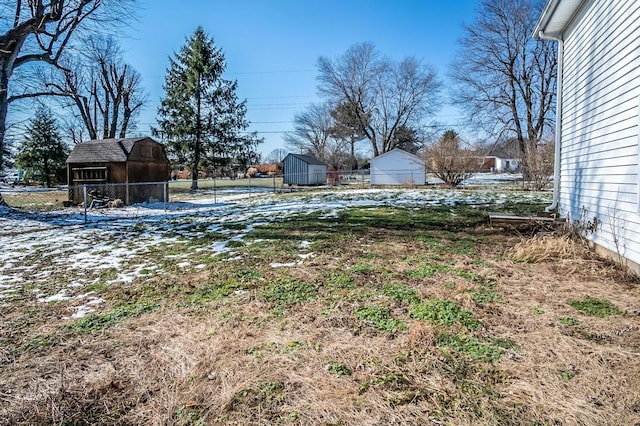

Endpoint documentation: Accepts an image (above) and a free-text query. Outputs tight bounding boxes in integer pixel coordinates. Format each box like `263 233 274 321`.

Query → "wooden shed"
283 154 327 185
66 137 170 205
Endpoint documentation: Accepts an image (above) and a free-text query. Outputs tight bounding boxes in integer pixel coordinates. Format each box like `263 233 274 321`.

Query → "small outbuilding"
370 148 425 186
66 137 170 205
283 154 327 185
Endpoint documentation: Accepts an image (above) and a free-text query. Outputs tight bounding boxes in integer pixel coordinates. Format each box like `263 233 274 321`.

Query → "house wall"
370 150 425 185
560 0 640 269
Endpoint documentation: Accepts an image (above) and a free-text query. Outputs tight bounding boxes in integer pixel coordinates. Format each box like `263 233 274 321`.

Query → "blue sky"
122 0 481 157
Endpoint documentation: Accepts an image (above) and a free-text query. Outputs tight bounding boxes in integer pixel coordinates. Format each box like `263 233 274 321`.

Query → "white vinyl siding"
560 0 640 265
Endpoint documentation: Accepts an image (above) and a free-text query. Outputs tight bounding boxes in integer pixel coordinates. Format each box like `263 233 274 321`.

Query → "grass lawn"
1 189 639 425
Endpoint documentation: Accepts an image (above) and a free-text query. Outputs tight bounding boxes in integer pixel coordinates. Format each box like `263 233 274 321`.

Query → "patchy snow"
270 261 300 268
299 240 311 249
0 188 550 319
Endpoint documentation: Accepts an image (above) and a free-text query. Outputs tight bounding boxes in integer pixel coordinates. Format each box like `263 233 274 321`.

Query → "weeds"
262 277 317 307
558 316 580 326
327 362 352 376
355 305 408 334
381 283 420 304
436 333 505 362
68 302 158 333
568 296 622 318
409 299 482 330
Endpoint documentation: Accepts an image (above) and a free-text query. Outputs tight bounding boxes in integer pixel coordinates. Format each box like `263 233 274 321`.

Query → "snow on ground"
0 188 550 317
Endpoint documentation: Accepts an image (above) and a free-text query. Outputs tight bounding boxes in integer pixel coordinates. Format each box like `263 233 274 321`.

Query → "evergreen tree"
155 27 262 189
16 108 68 188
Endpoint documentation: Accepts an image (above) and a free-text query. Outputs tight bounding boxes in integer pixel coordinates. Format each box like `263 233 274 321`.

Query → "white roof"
370 148 422 163
534 0 587 38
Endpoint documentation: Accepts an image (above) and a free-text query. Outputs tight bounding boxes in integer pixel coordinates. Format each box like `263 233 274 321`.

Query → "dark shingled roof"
66 137 150 163
287 153 326 165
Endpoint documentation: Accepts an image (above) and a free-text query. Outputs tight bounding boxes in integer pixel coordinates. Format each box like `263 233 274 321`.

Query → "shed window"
72 167 108 183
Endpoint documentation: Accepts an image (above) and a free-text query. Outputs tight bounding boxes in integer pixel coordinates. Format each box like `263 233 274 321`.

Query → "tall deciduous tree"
155 27 261 190
264 148 287 164
317 42 441 157
0 0 136 172
284 103 350 170
450 0 556 179
47 36 147 140
16 107 67 187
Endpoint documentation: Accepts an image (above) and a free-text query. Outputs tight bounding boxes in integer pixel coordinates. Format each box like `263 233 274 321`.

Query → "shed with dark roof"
66 137 170 205
282 153 327 185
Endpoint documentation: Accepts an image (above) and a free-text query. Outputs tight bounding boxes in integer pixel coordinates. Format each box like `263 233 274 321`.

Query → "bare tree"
424 130 482 187
46 36 147 140
264 148 287 164
450 0 556 179
284 103 349 170
0 0 136 174
317 42 441 157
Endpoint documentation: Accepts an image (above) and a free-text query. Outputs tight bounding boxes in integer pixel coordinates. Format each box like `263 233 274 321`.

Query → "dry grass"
2 206 640 425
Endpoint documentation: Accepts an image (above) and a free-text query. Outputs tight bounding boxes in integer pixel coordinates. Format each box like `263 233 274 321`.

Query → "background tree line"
285 0 556 187
0 1 260 191
1 0 556 191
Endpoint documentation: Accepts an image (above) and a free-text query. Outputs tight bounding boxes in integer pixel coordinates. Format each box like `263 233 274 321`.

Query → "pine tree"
156 27 261 190
16 107 68 188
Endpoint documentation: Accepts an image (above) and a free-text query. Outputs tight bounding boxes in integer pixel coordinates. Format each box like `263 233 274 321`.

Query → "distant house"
247 163 283 177
66 137 170 205
283 154 327 185
370 148 425 186
479 156 519 173
535 0 640 273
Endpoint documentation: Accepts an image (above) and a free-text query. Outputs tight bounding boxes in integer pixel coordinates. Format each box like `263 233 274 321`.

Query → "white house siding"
560 0 640 267
370 149 425 186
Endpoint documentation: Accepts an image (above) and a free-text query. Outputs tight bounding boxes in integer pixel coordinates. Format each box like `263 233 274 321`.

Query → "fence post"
273 174 276 194
83 185 87 224
214 176 217 204
360 168 364 189
249 176 252 199
164 181 168 212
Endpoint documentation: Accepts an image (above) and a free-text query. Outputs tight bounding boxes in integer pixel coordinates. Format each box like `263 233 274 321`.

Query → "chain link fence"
0 169 526 215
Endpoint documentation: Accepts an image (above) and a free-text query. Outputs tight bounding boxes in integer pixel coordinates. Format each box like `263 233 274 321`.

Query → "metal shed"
66 137 170 205
283 153 327 185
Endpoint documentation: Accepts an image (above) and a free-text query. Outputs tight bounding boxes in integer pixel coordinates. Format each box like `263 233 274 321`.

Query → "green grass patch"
355 305 408 333
327 362 352 376
467 287 501 305
568 296 622 318
68 302 158 333
382 283 420 304
436 333 505 362
406 262 447 279
262 277 317 307
325 272 355 289
558 316 580 326
560 369 575 381
350 261 374 273
409 299 482 330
